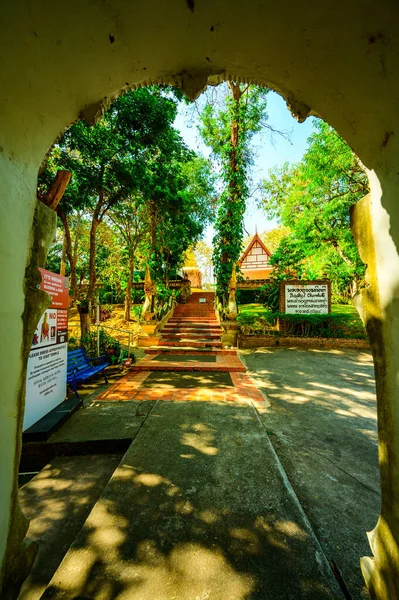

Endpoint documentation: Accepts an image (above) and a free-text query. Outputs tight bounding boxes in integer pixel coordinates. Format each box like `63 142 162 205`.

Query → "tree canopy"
40 86 216 330
261 120 368 299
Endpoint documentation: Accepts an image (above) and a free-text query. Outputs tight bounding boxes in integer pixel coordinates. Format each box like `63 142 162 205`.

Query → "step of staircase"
144 347 237 355
162 332 222 340
131 363 245 373
163 324 222 331
168 318 219 324
158 292 223 350
162 339 223 348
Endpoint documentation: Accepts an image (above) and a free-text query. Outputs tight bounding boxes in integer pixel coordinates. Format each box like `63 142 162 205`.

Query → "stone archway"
1 2 399 598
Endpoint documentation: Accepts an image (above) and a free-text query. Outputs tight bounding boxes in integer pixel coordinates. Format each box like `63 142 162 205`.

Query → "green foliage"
131 305 142 320
80 328 123 364
102 291 114 304
45 240 63 274
41 88 215 314
258 281 280 312
198 83 269 302
262 120 369 300
155 282 178 302
67 336 79 351
277 313 366 339
236 288 262 305
237 302 366 338
146 154 217 282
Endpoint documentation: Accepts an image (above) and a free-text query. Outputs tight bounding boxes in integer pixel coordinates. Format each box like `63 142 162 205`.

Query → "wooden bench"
67 348 110 399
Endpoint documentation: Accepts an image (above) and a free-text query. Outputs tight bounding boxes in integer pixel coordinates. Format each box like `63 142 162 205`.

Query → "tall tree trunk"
79 312 90 338
60 233 67 276
217 81 243 301
149 201 157 279
124 255 135 321
80 211 100 336
80 200 102 337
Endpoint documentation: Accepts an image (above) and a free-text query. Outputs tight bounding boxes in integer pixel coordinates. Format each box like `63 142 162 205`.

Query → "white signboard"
285 283 329 315
23 269 69 431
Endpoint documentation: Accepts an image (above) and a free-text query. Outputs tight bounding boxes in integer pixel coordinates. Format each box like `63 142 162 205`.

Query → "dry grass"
68 305 143 345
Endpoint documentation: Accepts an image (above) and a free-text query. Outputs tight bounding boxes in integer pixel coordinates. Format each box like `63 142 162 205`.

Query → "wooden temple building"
238 232 273 285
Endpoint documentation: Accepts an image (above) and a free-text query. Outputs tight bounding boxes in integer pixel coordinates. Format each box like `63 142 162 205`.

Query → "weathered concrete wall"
351 186 399 599
0 1 399 597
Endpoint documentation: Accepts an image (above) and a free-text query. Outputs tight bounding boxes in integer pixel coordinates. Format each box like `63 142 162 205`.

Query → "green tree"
143 154 216 284
261 120 368 300
198 83 270 303
107 197 149 320
40 87 193 334
261 226 291 254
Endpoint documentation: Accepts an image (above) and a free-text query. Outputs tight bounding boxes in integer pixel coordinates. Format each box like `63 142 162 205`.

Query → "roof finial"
255 224 258 235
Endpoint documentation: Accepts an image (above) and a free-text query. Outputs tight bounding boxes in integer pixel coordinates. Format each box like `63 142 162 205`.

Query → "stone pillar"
221 320 240 347
226 263 238 321
141 264 155 321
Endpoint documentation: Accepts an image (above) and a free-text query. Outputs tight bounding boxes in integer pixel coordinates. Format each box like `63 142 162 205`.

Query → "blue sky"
174 89 316 244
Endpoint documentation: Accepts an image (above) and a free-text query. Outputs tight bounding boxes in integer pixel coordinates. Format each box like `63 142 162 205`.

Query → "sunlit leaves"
261 120 368 298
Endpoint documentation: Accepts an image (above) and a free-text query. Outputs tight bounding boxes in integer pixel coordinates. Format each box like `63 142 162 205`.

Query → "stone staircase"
130 291 245 373
159 291 223 348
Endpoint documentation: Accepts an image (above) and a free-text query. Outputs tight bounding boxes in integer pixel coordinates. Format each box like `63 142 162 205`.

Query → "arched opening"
13 81 384 593
1 4 398 599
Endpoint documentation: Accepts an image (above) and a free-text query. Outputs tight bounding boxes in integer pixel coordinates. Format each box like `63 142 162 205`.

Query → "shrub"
131 288 144 303
237 309 366 338
102 291 114 304
274 312 366 339
68 336 79 351
258 281 280 312
131 305 142 320
236 288 262 305
80 328 123 364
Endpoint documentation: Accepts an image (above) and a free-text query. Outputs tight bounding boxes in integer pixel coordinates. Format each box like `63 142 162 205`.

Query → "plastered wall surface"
0 1 399 597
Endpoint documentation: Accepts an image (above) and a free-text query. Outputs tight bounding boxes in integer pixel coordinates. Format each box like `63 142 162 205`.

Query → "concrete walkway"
41 399 342 600
20 295 377 600
241 347 380 600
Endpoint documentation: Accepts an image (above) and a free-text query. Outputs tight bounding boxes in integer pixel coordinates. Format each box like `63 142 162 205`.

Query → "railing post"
128 333 131 358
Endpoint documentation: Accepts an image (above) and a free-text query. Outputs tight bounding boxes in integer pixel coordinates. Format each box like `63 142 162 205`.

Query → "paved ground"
41 400 342 600
96 369 265 403
18 454 123 600
19 346 380 600
241 347 380 600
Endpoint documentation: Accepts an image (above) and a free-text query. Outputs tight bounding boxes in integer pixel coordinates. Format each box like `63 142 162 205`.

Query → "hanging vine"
199 82 270 303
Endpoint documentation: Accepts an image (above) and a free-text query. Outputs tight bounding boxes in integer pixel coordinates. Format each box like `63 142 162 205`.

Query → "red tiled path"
130 352 246 373
95 292 264 405
96 371 264 404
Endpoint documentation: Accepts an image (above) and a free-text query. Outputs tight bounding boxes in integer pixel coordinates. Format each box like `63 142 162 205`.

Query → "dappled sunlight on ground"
39 401 338 600
241 347 380 600
18 455 122 600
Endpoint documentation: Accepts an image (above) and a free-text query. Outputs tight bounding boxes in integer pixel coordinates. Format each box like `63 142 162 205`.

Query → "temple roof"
239 232 272 264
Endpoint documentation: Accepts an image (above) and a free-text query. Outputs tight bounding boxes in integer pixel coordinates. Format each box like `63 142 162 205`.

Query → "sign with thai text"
281 280 330 315
23 269 69 431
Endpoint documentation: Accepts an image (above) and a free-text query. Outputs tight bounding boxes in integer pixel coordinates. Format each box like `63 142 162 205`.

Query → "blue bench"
67 348 109 399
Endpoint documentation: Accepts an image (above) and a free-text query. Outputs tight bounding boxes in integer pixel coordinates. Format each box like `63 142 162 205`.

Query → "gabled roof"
238 232 272 264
